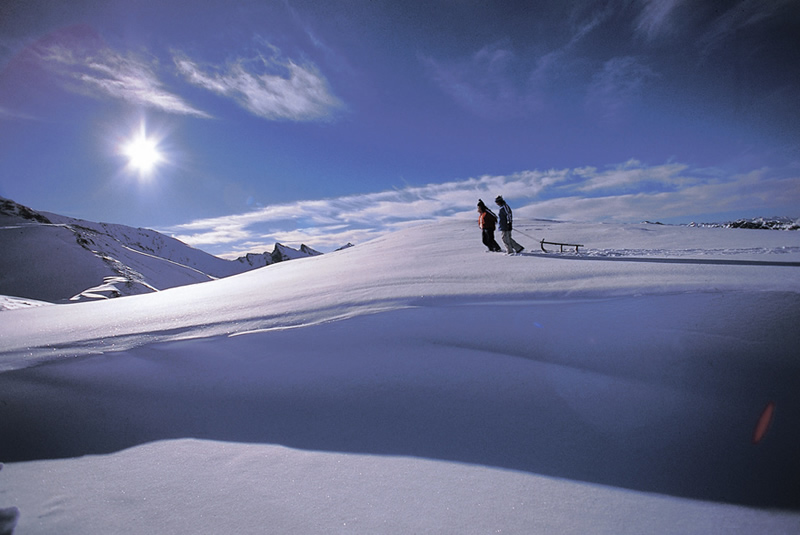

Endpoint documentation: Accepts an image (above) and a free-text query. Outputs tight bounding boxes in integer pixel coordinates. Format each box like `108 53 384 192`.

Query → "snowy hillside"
0 198 321 303
1 218 799 534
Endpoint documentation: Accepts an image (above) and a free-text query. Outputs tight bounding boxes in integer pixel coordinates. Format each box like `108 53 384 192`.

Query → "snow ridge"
0 197 323 303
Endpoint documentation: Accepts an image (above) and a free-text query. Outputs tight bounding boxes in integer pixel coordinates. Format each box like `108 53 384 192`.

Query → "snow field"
1 219 800 533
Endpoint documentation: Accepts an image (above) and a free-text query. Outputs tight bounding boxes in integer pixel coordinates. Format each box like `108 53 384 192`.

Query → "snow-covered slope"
1 218 799 534
0 198 321 303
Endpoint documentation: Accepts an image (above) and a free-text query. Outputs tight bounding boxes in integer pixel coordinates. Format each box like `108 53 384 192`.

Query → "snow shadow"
1 292 799 510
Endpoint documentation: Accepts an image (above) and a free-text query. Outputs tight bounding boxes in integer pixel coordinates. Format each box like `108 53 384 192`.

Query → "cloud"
174 50 344 122
634 0 686 40
521 167 800 223
75 50 210 117
423 7 614 119
30 28 209 117
164 161 798 257
585 56 657 122
166 170 558 254
697 0 795 56
423 41 541 119
0 106 38 121
574 160 690 192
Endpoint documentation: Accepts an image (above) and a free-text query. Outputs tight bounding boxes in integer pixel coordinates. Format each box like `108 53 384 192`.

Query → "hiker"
495 195 524 254
477 199 502 252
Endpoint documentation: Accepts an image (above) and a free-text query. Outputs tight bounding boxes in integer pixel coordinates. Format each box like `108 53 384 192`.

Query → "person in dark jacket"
477 199 502 252
495 195 524 254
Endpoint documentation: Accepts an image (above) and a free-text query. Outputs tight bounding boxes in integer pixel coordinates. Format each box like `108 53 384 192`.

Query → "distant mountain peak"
300 244 323 256
688 217 799 231
0 198 323 304
235 242 322 268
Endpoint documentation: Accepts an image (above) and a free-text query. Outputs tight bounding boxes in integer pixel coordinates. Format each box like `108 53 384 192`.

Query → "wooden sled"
540 239 583 253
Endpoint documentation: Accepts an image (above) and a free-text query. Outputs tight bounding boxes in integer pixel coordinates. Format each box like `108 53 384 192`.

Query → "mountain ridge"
0 197 324 303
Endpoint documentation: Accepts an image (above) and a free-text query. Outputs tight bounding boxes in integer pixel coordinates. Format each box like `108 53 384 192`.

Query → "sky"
1 0 799 256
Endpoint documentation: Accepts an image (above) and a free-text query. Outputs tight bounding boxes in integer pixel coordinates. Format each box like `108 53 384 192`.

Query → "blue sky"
1 0 798 255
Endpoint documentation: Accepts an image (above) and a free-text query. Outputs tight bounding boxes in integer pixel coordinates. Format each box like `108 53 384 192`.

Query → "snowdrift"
1 218 799 534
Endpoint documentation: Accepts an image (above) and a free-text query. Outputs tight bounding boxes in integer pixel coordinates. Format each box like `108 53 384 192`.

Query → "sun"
124 136 162 173
121 124 164 176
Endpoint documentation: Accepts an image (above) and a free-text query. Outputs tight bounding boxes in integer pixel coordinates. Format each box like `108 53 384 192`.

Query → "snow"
0 197 320 303
0 296 51 312
1 218 800 534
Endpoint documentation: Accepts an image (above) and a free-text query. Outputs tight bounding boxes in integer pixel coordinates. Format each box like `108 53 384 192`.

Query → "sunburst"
121 123 164 177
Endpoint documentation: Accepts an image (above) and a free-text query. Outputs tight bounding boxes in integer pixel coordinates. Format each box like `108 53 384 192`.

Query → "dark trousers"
482 229 501 251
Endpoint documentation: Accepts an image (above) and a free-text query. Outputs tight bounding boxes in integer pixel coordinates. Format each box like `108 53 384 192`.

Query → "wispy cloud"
0 106 38 122
164 161 799 257
166 170 558 255
174 49 344 121
32 35 209 117
573 160 690 192
634 0 686 40
423 7 622 120
585 56 657 122
697 0 795 56
520 167 800 224
422 41 541 119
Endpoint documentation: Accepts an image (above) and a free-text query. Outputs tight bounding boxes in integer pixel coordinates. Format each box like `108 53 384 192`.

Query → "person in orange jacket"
477 199 502 252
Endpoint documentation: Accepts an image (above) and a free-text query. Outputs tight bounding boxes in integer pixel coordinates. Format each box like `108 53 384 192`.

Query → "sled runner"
540 239 583 253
